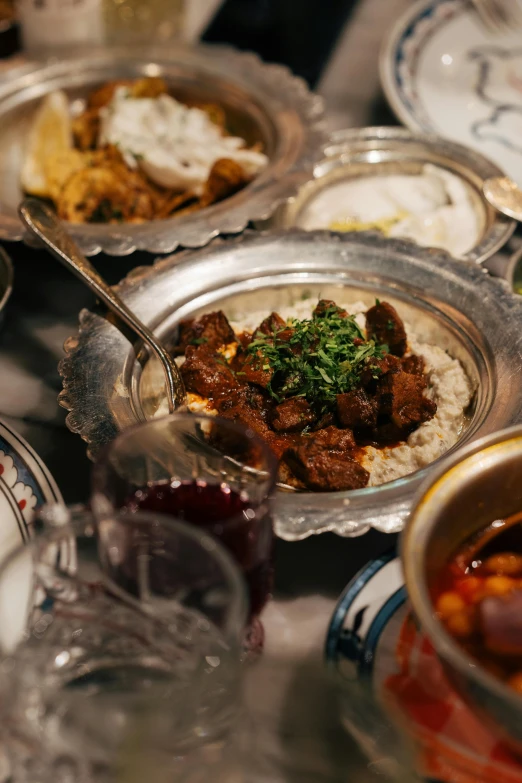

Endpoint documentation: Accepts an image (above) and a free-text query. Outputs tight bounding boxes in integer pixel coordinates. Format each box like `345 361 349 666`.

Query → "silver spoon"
19 198 186 413
483 176 522 222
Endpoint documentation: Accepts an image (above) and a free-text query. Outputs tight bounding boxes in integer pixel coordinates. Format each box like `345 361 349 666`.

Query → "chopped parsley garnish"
245 303 389 413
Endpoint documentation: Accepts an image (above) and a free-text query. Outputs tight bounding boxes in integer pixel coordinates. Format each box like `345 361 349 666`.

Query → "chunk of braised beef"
217 388 297 460
360 353 401 388
313 412 335 430
217 385 271 420
218 387 273 436
376 371 437 432
305 425 356 453
177 311 236 353
236 332 253 350
337 389 377 430
180 346 239 399
284 447 369 491
365 301 407 357
236 350 274 389
256 312 286 336
313 299 348 318
271 398 316 432
401 354 425 376
210 387 274 464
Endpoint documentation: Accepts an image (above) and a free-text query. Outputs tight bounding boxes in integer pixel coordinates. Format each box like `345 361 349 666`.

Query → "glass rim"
0 506 249 646
92 410 280 495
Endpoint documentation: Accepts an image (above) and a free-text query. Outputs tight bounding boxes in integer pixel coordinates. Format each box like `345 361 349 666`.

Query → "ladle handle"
19 199 185 413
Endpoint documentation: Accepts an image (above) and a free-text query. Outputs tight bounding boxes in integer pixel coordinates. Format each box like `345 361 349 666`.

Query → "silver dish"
59 229 522 540
262 127 516 264
403 425 522 752
0 46 326 257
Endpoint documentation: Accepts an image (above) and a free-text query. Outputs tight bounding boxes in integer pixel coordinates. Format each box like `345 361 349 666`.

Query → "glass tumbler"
102 0 185 45
92 412 278 650
0 507 247 783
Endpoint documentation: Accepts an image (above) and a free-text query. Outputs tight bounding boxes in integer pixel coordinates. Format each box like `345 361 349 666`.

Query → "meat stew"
174 299 437 492
433 512 522 694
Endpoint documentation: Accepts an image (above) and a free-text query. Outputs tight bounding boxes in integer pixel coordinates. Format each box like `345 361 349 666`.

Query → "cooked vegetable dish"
173 298 445 492
433 512 522 694
21 77 268 224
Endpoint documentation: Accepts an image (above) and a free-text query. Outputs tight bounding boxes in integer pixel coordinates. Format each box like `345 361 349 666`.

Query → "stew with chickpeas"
432 511 522 694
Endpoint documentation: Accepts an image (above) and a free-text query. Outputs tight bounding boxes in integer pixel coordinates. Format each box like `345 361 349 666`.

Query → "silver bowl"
0 45 326 256
262 127 515 265
58 229 522 540
402 426 522 753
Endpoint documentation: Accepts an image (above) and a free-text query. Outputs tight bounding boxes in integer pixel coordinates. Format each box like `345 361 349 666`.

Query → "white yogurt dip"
297 164 481 258
99 88 268 193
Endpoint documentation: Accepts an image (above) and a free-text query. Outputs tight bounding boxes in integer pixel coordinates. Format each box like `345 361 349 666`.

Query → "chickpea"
508 672 522 695
445 610 476 639
436 591 466 619
483 553 522 576
483 575 516 597
455 576 484 604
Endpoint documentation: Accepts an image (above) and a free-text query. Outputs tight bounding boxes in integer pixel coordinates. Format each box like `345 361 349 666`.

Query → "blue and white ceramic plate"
325 553 441 781
325 549 406 681
0 418 62 557
380 0 522 186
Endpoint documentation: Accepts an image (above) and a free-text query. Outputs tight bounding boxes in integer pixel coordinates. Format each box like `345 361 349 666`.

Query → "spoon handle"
19 199 185 413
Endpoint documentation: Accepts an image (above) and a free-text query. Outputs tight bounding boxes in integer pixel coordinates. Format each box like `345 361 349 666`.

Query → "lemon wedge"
43 149 92 202
21 90 72 198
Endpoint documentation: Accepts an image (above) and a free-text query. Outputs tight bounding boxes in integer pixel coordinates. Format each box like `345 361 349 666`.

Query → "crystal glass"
92 413 278 650
0 507 247 783
102 0 185 45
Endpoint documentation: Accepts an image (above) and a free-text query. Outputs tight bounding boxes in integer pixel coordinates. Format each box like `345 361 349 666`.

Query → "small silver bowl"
0 246 13 326
263 127 515 265
403 425 522 752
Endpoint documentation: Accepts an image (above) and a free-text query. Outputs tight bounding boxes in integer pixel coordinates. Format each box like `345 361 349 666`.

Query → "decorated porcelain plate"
0 418 62 556
326 552 522 782
380 0 522 187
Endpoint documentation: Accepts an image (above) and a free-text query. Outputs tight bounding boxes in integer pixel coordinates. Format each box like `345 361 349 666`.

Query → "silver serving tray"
262 127 515 264
59 230 522 540
0 46 326 256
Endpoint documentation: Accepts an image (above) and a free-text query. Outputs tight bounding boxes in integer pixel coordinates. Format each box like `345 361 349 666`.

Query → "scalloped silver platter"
0 45 326 257
59 229 522 540
262 127 516 265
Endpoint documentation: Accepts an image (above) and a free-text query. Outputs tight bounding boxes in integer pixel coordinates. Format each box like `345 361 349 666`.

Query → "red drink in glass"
125 480 273 618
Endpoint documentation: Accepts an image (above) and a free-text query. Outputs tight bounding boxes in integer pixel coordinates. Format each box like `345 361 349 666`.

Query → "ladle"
19 199 186 413
483 176 522 222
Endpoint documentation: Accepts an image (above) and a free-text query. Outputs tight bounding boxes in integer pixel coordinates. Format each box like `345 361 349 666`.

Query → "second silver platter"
59 230 522 540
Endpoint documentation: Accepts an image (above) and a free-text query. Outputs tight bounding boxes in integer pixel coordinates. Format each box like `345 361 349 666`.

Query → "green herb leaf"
318 367 333 384
243 301 389 414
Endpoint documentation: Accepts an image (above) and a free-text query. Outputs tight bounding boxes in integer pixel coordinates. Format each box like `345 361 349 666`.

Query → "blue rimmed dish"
380 0 522 188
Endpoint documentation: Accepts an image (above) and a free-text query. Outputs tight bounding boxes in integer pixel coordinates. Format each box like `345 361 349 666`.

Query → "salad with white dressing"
100 88 268 194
